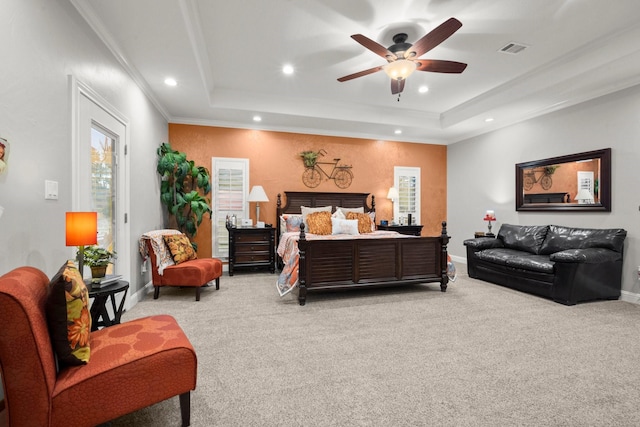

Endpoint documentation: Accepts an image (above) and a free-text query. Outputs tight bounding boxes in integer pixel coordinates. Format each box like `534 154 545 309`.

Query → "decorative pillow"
306 211 332 235
46 260 92 367
281 214 304 232
336 206 365 215
331 209 346 219
163 234 198 264
331 217 360 235
301 205 332 230
347 212 374 234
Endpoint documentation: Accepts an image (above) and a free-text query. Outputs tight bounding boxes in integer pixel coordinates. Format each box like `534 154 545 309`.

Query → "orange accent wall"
168 124 447 258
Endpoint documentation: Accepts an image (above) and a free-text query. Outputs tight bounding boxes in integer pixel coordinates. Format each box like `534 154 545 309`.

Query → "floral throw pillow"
306 211 332 235
282 214 304 232
45 260 92 367
163 234 198 264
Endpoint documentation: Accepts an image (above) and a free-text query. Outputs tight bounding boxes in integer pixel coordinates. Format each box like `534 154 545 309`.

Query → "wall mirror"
515 148 611 212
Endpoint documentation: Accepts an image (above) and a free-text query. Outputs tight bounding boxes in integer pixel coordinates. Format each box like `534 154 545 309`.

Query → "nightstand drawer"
236 243 269 253
236 233 271 243
236 253 271 263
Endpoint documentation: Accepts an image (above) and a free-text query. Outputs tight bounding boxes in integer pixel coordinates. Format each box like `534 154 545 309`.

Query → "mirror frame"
515 148 611 212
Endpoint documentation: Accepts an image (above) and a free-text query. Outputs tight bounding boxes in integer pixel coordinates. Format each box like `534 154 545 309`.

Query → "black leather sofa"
464 224 627 305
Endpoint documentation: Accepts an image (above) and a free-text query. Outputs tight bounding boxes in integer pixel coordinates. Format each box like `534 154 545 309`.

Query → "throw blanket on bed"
276 230 410 296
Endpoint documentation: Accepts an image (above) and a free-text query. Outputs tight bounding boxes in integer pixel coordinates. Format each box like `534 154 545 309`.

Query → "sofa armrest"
463 238 504 250
550 248 622 264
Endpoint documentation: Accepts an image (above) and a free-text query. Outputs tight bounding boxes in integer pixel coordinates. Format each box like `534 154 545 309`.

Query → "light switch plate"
45 180 58 200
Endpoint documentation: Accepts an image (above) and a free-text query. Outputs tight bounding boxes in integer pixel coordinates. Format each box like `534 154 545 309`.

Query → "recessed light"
253 115 262 122
485 117 494 123
282 64 294 75
394 129 402 135
164 77 177 86
418 86 429 94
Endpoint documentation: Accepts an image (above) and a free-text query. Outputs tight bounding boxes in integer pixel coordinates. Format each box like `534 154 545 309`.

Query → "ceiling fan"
337 17 467 97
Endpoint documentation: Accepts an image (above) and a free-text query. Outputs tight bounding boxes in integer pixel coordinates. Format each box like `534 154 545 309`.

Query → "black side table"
88 280 129 331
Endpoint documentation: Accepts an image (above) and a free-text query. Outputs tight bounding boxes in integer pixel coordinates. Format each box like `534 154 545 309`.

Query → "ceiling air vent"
498 42 529 55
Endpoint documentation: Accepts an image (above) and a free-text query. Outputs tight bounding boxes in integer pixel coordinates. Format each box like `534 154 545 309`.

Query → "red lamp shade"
66 212 98 246
483 210 496 221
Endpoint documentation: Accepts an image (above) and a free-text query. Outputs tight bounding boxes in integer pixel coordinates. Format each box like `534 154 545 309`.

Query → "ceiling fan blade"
404 17 462 59
337 65 383 82
416 59 467 73
390 79 405 95
351 34 397 61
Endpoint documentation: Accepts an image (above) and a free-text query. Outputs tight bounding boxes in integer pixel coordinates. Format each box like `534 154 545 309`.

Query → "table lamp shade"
66 212 98 246
248 185 269 202
387 187 399 201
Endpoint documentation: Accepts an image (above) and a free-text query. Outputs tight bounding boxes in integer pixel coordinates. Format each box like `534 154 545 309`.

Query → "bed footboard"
297 221 450 305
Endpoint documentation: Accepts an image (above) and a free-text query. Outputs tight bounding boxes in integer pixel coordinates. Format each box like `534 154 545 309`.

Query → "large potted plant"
79 245 117 279
156 142 212 249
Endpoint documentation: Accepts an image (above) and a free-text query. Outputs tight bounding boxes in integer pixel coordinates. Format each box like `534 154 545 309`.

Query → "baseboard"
620 290 640 304
450 254 467 265
123 280 154 312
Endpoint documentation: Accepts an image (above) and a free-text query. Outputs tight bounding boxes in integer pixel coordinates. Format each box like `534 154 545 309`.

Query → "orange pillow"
347 212 374 234
163 234 198 264
306 211 332 235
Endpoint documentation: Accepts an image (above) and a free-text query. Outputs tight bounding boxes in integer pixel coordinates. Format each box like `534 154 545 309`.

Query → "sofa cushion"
497 224 549 254
540 225 627 255
475 248 527 266
504 254 554 274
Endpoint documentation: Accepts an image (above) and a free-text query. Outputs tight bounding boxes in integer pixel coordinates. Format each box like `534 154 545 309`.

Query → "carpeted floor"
110 268 640 426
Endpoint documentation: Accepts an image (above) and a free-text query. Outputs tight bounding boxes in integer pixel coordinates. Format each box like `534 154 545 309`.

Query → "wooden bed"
276 191 450 305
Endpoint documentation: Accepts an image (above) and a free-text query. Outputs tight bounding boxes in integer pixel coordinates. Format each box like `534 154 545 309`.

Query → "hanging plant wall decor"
299 148 353 189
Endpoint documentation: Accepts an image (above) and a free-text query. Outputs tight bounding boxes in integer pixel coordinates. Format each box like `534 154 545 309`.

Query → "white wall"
0 0 166 294
448 85 640 300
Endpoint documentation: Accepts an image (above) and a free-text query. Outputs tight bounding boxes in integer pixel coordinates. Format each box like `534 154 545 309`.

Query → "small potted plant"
79 245 117 279
300 150 320 167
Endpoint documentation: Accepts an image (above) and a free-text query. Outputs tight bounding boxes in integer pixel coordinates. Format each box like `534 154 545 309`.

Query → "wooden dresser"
226 224 276 275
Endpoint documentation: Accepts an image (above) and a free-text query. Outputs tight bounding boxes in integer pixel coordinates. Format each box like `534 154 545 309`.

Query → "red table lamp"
483 210 496 236
66 212 98 277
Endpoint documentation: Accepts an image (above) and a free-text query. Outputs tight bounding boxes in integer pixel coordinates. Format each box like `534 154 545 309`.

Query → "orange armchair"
0 266 197 427
140 230 222 301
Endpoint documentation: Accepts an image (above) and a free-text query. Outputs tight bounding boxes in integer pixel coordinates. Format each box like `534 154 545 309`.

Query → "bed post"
298 223 307 305
440 221 450 292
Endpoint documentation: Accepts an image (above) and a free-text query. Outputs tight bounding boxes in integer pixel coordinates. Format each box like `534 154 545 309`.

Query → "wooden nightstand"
377 224 423 236
226 224 276 275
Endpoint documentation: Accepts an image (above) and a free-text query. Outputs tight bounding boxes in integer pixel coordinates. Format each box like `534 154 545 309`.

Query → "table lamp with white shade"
387 187 399 224
248 185 269 226
575 188 594 204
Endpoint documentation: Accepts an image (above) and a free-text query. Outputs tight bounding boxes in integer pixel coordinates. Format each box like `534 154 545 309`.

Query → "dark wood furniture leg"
179 391 191 427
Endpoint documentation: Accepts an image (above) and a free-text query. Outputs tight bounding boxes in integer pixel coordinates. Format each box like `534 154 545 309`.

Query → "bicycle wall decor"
299 149 353 188
523 165 559 191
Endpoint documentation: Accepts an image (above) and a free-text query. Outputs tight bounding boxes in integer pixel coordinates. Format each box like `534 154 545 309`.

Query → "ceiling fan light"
383 59 417 80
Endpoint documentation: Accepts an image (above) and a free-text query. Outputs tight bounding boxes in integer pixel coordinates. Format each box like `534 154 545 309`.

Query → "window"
394 166 420 225
90 125 116 273
212 158 249 258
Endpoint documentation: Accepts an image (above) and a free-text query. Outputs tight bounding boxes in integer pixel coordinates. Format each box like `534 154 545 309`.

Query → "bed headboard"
276 191 375 241
277 191 374 215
